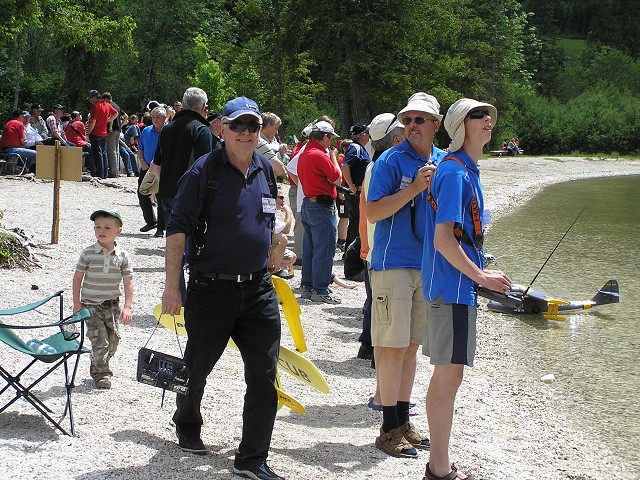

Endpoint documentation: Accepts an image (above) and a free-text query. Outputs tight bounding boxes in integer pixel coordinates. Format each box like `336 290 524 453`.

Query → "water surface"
485 175 639 473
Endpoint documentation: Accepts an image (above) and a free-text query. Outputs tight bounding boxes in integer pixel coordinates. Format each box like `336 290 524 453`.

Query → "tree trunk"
13 35 24 110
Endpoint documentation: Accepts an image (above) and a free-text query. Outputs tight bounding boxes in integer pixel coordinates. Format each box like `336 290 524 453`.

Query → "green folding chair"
0 290 91 436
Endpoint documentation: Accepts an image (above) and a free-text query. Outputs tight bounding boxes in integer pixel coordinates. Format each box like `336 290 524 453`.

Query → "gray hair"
151 106 167 118
371 126 404 152
261 112 281 127
182 87 208 111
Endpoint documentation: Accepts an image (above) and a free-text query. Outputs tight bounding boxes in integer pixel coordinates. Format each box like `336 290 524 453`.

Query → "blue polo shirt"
422 150 485 306
368 139 446 271
167 149 276 274
138 125 162 167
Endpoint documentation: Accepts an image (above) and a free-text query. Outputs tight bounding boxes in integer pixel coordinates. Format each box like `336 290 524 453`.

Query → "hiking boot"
232 461 285 480
95 377 111 389
177 430 207 455
310 292 341 304
153 230 165 238
375 426 417 458
402 421 430 449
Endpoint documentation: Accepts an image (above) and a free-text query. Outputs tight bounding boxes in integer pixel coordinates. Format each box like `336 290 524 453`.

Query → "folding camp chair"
0 152 27 175
0 290 91 436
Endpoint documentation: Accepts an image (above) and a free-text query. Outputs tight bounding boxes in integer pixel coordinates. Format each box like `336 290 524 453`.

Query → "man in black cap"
206 112 223 150
341 123 371 251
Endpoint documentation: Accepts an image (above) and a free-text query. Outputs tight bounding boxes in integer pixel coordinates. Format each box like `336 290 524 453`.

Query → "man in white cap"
297 119 342 304
420 98 511 480
366 93 447 458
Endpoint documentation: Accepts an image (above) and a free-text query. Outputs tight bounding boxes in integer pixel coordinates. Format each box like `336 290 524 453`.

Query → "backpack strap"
192 149 223 256
426 155 483 250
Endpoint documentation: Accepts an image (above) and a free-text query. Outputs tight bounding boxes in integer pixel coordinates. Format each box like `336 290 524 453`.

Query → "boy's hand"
120 306 132 325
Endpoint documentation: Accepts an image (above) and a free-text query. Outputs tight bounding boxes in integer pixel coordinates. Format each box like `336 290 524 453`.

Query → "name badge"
400 176 412 190
262 197 277 214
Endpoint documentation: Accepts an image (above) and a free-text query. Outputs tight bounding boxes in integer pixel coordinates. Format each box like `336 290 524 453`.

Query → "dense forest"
1 0 639 154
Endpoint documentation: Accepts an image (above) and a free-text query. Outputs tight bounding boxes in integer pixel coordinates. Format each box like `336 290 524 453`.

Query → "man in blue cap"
161 97 285 480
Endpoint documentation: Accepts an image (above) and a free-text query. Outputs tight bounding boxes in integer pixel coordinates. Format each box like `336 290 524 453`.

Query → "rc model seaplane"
477 206 620 321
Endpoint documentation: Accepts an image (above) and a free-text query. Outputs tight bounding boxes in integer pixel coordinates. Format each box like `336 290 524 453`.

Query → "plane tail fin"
590 279 620 305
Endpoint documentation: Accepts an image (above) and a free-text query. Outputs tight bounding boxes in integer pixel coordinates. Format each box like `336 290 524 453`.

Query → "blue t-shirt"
124 124 140 146
138 125 161 167
368 139 446 271
422 150 485 306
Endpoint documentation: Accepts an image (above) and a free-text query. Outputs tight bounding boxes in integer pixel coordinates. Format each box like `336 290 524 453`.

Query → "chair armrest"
0 290 64 316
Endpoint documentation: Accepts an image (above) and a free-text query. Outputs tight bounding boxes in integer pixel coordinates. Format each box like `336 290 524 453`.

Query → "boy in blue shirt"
421 99 511 480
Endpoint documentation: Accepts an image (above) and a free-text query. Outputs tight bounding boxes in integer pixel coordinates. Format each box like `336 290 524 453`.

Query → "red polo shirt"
89 100 117 137
0 119 25 148
297 140 341 199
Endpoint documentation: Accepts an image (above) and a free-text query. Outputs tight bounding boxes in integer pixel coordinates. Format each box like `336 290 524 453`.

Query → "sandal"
423 463 477 480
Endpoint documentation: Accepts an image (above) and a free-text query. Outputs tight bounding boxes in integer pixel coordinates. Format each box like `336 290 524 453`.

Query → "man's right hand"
412 164 436 193
480 269 512 294
162 288 183 316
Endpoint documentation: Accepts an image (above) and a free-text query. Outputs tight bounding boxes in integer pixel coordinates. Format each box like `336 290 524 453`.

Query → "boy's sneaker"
95 377 111 389
310 292 341 304
233 461 285 480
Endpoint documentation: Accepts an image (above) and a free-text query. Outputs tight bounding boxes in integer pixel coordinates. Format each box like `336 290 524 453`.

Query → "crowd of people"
12 87 512 480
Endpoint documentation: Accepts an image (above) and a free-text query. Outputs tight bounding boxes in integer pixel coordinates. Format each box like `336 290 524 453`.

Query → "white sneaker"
310 292 341 304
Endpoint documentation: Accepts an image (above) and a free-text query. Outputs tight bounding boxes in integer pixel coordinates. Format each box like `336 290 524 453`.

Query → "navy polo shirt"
343 142 371 187
167 149 276 274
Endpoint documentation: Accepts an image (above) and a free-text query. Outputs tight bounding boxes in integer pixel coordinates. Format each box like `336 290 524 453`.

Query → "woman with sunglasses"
420 99 511 480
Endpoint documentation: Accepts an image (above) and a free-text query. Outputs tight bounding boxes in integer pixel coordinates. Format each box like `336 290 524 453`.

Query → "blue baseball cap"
222 96 261 122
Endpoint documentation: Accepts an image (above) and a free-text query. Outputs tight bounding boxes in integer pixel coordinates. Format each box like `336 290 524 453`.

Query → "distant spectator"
124 114 140 151
207 112 223 150
256 112 287 176
87 89 118 179
65 111 95 176
29 104 50 142
271 187 297 279
46 104 74 146
22 112 43 148
0 110 37 172
102 92 124 178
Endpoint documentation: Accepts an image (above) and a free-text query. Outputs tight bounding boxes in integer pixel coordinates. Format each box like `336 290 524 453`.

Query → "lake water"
484 175 640 473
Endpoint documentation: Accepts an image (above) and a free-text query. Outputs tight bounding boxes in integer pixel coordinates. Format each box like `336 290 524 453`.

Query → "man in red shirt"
66 111 95 176
0 110 37 172
297 120 342 304
87 89 118 179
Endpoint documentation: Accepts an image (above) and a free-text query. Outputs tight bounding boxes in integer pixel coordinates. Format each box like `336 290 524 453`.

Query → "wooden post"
51 140 61 244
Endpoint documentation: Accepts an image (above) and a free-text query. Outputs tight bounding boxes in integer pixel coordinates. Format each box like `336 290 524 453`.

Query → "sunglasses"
401 116 436 126
466 109 490 119
224 121 261 133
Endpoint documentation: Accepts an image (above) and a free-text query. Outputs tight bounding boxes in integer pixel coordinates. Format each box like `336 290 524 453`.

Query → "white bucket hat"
444 98 497 152
368 113 403 141
398 92 443 122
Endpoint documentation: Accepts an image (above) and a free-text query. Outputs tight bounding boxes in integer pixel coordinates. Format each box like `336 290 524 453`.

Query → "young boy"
73 209 133 389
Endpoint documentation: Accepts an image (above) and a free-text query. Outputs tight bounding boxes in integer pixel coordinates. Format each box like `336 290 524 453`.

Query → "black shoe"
177 431 207 455
140 223 157 233
357 343 374 360
153 230 165 238
272 269 293 279
233 461 285 480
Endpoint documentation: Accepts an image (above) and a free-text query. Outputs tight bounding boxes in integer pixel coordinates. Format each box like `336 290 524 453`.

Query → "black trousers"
137 169 157 226
173 271 281 469
345 190 361 251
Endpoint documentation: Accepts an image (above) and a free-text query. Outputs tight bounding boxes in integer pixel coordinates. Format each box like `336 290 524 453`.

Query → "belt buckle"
237 274 242 282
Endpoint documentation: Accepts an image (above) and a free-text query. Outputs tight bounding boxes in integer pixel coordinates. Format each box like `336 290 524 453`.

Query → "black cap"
53 104 65 110
31 103 43 111
88 89 100 99
350 124 369 136
207 112 222 122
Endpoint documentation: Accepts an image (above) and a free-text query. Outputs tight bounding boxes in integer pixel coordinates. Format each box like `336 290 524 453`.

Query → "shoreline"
1 156 639 480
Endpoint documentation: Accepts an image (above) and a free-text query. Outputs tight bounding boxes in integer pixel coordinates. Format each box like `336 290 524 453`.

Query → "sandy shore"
1 156 639 480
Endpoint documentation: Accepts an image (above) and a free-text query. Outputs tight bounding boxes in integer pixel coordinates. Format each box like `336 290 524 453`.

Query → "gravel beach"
1 155 639 480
